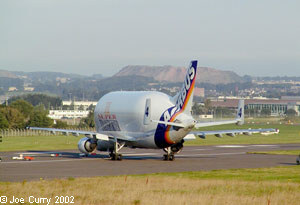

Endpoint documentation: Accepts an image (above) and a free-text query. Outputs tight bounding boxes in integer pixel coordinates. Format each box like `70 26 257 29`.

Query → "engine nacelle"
78 137 97 154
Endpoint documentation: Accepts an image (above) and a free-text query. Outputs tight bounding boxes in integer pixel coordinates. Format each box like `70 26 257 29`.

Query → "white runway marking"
0 158 96 164
1 152 246 164
124 153 160 156
250 145 279 147
215 145 247 148
16 152 58 155
177 152 246 157
186 148 211 151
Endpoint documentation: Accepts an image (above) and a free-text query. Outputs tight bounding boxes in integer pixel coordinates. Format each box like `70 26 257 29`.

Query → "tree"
285 109 297 117
78 105 84 111
203 99 212 114
260 108 271 117
27 110 53 128
0 107 25 129
10 99 34 119
192 103 206 115
53 120 68 128
88 104 96 111
8 94 62 109
0 112 9 129
79 111 95 128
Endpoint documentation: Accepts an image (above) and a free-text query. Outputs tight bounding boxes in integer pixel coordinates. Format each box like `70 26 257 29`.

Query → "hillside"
0 70 18 78
114 65 244 84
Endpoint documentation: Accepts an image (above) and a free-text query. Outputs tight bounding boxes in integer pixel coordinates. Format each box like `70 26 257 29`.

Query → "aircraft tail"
173 60 197 114
236 99 244 125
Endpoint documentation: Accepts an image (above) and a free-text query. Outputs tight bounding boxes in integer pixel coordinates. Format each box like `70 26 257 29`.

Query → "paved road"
0 144 299 182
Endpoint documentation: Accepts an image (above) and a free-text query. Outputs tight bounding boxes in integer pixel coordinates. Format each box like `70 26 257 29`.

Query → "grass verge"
0 166 299 205
0 124 299 152
248 150 300 155
187 123 300 146
0 135 79 152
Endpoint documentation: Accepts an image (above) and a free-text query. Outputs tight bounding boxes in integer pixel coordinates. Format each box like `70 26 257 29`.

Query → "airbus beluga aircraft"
30 61 277 161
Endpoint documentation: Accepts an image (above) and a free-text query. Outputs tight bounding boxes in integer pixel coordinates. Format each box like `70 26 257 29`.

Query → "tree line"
0 94 95 130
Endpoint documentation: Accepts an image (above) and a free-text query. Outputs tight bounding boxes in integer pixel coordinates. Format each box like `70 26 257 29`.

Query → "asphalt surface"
0 144 299 182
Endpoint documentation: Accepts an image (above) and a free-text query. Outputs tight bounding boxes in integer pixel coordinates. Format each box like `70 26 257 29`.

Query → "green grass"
148 166 300 183
1 166 299 205
186 123 300 146
0 135 79 152
0 123 299 152
248 150 300 155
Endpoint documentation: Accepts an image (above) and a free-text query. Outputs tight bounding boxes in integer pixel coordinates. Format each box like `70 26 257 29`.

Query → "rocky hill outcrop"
114 65 244 84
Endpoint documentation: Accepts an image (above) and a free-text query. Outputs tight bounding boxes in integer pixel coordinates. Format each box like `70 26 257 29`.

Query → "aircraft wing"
28 127 136 142
192 128 279 139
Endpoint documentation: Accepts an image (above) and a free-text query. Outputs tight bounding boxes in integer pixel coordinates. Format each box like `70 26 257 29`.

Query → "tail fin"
236 99 244 125
173 60 197 114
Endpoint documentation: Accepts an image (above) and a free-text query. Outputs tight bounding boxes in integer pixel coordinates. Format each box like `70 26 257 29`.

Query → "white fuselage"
94 91 193 149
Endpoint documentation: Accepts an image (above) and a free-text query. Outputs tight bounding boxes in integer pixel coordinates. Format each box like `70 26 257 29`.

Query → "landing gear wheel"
163 147 175 161
110 153 116 160
117 154 123 161
110 153 123 161
109 138 125 161
163 154 175 161
297 156 300 165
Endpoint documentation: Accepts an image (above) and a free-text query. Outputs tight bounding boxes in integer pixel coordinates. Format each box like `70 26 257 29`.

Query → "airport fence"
0 128 96 137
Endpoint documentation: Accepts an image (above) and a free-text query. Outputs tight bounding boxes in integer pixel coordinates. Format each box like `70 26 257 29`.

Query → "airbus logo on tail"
238 108 242 118
175 61 197 111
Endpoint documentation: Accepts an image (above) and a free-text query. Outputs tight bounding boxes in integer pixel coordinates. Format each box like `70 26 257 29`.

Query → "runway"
0 144 299 182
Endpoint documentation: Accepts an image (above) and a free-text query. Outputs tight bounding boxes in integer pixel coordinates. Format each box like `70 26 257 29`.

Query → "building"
194 87 205 97
8 87 18 92
210 98 300 116
24 86 35 91
48 110 90 119
62 101 98 110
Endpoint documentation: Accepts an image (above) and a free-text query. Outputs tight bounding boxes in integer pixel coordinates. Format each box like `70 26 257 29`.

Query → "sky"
0 0 300 77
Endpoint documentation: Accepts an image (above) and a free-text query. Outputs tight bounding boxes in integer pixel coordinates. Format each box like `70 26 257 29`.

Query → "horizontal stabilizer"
151 120 185 128
192 128 279 139
195 99 245 128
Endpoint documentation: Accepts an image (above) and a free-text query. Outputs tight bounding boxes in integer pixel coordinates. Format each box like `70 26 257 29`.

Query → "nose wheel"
163 147 175 161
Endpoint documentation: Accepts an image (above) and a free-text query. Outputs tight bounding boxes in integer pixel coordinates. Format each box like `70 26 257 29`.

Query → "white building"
62 101 97 110
48 110 90 119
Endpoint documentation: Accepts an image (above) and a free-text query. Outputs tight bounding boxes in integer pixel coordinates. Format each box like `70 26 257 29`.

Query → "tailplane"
173 60 197 114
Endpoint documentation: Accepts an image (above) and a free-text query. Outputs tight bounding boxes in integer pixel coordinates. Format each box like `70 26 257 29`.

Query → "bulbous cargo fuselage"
94 91 193 149
95 91 171 133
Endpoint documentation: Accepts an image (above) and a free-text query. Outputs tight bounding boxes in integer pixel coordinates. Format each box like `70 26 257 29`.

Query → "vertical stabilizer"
236 99 244 125
173 60 198 114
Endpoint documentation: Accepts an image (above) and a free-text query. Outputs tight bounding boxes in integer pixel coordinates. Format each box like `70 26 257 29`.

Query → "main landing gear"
109 138 125 161
163 147 175 161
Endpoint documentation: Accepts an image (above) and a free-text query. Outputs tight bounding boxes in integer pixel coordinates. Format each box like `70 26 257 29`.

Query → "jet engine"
78 137 97 154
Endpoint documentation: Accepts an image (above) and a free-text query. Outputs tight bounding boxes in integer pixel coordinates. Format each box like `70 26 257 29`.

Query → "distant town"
1 65 300 126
